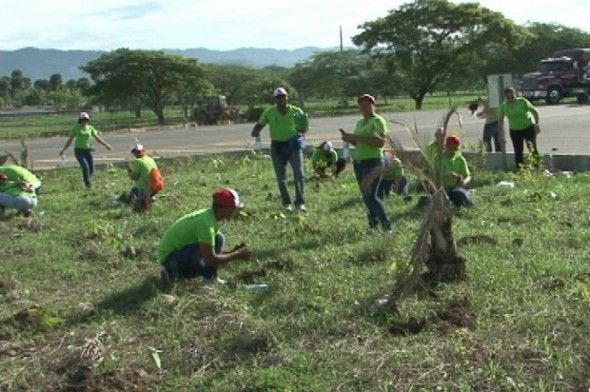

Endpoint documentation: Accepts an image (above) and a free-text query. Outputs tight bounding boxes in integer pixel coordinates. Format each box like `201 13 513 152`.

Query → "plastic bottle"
58 154 67 168
244 284 269 293
342 142 350 161
253 136 262 151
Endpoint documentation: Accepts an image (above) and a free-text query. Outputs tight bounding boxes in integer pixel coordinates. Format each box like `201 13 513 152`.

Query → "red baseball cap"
445 135 461 145
0 173 7 182
213 187 244 208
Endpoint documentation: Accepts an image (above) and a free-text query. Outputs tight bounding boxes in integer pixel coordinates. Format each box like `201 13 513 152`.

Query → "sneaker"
283 204 293 212
202 277 227 285
296 204 306 212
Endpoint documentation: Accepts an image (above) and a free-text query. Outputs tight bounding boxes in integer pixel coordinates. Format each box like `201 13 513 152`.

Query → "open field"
1 153 589 391
0 93 487 140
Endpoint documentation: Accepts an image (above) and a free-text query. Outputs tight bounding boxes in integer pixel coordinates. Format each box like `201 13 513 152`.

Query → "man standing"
251 87 309 211
158 188 251 283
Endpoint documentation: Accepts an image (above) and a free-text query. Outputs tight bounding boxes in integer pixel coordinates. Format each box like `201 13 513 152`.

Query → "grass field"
1 152 589 391
0 93 484 140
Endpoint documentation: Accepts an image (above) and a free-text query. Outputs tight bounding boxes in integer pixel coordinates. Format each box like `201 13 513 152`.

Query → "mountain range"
0 47 329 81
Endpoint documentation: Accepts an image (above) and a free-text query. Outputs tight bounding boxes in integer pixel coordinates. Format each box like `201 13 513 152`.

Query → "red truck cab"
519 48 590 104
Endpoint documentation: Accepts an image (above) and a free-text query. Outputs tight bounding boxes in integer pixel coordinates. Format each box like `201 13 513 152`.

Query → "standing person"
158 188 251 284
251 87 309 211
127 144 162 211
378 150 409 199
0 164 42 194
339 94 392 232
498 88 541 169
59 112 112 189
312 141 346 178
442 136 474 207
472 100 501 152
0 173 37 219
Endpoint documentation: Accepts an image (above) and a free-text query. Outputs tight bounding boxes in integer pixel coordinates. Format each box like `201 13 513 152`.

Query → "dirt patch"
231 259 295 284
62 369 156 392
457 235 497 246
0 276 16 294
512 238 524 247
388 318 427 336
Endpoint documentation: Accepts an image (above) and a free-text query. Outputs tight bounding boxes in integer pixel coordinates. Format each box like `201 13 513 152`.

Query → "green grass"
0 153 589 391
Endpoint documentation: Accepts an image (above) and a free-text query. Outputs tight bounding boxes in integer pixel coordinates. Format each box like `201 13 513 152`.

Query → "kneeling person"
312 141 346 178
442 136 474 207
127 144 162 210
158 188 251 282
0 173 38 219
378 151 409 198
0 163 42 194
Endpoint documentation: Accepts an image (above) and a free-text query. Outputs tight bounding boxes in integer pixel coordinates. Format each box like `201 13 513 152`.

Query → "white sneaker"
284 204 293 212
296 204 306 212
203 277 227 285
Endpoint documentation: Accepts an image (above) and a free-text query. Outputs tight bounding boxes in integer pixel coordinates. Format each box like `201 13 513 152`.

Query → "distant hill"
0 47 329 81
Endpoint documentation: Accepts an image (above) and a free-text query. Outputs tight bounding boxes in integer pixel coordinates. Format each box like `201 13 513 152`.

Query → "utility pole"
339 25 343 52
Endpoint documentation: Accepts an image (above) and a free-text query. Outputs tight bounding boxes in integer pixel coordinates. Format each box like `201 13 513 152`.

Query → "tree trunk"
134 105 141 118
425 215 465 283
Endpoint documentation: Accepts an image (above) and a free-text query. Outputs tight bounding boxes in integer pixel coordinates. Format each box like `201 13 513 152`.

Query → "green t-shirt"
499 97 536 131
0 165 41 188
158 208 219 263
383 157 404 181
442 152 470 188
258 104 307 142
424 141 442 173
70 124 99 149
353 114 387 161
130 155 157 191
311 147 338 170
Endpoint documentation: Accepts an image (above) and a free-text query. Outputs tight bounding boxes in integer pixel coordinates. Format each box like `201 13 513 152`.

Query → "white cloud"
0 0 588 51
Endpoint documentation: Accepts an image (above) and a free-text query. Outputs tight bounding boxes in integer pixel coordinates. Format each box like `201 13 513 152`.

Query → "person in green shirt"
424 127 444 174
498 87 541 169
339 94 392 232
126 144 159 211
59 112 112 189
442 135 474 207
311 141 346 178
0 164 42 194
0 173 38 219
251 87 309 211
159 188 251 284
378 150 409 199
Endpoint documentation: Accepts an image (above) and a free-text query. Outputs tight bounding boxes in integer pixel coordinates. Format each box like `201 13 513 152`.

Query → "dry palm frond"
19 137 29 169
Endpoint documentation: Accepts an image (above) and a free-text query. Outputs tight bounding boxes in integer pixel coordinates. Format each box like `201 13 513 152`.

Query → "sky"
0 0 589 51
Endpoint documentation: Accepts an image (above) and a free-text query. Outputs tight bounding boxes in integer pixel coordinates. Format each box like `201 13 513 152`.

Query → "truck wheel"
577 93 589 105
546 88 561 105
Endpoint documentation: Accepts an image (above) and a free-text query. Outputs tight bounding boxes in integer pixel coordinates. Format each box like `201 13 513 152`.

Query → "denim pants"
163 233 225 280
74 148 94 187
510 126 539 168
0 193 38 212
353 159 391 230
446 187 474 207
270 141 305 206
378 176 409 199
483 121 502 152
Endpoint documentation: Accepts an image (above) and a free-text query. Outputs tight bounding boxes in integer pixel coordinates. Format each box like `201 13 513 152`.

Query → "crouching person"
158 188 251 284
312 141 346 178
0 173 38 219
442 136 474 207
0 163 42 194
378 150 409 199
127 144 163 211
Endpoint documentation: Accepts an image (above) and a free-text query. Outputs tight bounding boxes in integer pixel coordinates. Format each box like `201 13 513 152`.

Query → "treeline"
2 0 590 123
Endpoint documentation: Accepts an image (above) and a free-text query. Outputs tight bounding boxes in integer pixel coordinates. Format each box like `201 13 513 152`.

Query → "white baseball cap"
273 87 288 97
322 141 334 152
79 112 90 120
130 143 146 153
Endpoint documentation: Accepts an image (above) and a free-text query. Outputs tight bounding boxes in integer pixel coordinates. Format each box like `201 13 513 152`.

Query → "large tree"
353 0 527 109
82 49 205 124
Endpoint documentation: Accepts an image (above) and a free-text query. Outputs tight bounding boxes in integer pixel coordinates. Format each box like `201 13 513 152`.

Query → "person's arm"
199 243 250 267
347 134 385 148
498 113 506 144
94 134 112 150
251 122 265 137
531 107 541 134
128 163 140 180
458 158 472 187
59 136 75 156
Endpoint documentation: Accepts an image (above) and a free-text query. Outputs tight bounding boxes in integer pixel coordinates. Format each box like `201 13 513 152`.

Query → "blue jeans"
0 193 37 212
353 159 391 230
74 148 94 187
163 233 225 280
270 141 305 206
447 187 474 207
483 121 501 152
378 176 409 198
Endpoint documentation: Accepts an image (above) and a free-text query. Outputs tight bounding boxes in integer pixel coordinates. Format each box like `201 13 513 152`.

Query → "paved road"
1 105 589 169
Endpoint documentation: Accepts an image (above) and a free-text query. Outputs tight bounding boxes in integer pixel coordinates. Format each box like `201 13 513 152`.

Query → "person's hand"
534 124 541 134
106 144 112 151
58 149 65 156
236 246 251 260
251 128 260 138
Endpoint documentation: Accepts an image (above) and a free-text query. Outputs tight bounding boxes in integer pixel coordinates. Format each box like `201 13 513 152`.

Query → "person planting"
441 135 474 207
126 143 163 211
311 141 346 178
378 150 409 199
